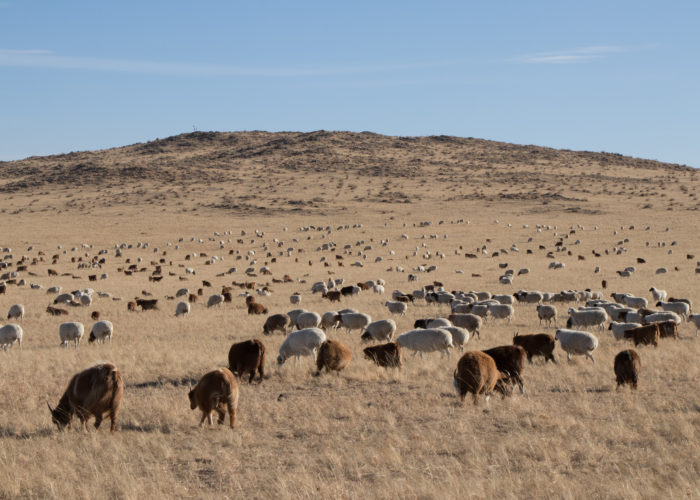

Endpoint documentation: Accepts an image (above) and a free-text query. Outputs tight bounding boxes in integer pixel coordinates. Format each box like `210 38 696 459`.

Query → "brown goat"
315 340 352 375
512 332 556 363
324 290 341 302
624 324 659 347
481 345 526 394
228 339 265 384
188 293 198 303
263 313 290 335
363 342 401 368
48 363 123 432
135 298 158 311
46 305 69 316
188 368 238 428
453 351 511 405
614 349 641 389
222 291 233 303
247 302 268 315
127 301 137 312
90 311 100 321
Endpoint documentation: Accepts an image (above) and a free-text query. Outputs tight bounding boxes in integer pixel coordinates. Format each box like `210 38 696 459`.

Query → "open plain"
0 132 698 499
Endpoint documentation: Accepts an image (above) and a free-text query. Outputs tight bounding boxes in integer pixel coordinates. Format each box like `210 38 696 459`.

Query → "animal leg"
199 412 207 426
94 414 103 430
215 407 226 425
248 370 256 384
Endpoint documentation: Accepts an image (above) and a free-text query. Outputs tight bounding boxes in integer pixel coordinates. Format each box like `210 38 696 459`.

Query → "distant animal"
512 332 556 363
88 320 113 344
263 313 290 335
315 340 352 375
247 302 268 315
127 301 137 311
453 351 511 405
48 363 123 432
363 342 401 368
188 368 238 428
46 305 69 316
59 322 85 348
7 304 25 321
623 324 660 347
614 350 641 389
361 319 397 342
0 323 22 351
277 328 326 366
135 298 158 310
91 311 101 321
228 339 266 384
207 294 224 308
175 301 191 317
555 329 599 362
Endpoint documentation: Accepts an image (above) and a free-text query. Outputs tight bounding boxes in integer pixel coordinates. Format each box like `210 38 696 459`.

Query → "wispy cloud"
513 45 629 64
0 49 457 77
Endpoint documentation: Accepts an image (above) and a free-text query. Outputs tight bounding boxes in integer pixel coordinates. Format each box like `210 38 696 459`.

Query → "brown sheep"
135 298 158 311
363 342 401 368
188 293 198 303
127 301 137 312
624 324 659 347
48 363 123 432
245 295 255 304
222 291 233 303
481 345 526 394
228 339 265 384
512 332 556 363
247 302 268 315
655 320 678 339
315 340 352 375
614 349 641 389
188 368 238 428
453 351 511 405
324 290 341 302
91 311 100 321
263 313 290 335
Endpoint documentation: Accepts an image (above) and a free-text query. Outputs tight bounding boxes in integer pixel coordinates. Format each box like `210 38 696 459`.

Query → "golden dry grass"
0 132 698 499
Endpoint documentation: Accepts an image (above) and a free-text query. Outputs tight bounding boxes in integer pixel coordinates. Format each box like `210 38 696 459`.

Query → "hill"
0 131 697 216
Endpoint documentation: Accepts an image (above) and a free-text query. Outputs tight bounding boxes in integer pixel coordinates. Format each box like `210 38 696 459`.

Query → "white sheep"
607 321 642 341
566 308 608 331
447 313 482 338
427 318 452 328
623 295 648 309
296 311 322 330
655 301 689 320
80 294 92 307
89 320 114 344
54 292 75 305
441 326 469 351
175 301 191 317
373 284 385 294
642 312 682 325
7 304 24 321
0 324 22 350
487 304 514 323
320 311 339 330
176 288 189 297
286 309 308 330
385 300 408 316
470 304 489 319
492 294 515 305
207 294 224 308
555 329 599 362
649 287 667 302
337 312 372 334
59 322 84 348
277 327 326 365
536 304 557 327
289 293 302 305
360 319 397 342
689 314 700 337
396 328 453 359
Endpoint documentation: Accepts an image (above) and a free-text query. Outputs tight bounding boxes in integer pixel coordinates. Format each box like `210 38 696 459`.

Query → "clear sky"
1 1 698 166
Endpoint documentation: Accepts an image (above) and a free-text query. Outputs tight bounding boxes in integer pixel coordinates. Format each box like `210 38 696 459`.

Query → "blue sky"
1 1 698 166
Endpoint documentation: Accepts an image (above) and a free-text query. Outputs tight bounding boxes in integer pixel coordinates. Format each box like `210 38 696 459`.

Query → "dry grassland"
0 132 698 499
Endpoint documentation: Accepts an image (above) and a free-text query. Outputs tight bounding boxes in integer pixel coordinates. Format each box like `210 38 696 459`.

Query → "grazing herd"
0 218 697 433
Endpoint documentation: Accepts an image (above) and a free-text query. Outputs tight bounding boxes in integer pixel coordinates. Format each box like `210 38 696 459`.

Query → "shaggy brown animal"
315 340 352 375
324 290 341 302
135 298 158 311
481 345 526 394
48 363 123 432
188 368 238 428
247 302 268 315
614 349 641 389
90 311 100 321
363 342 401 368
127 301 137 312
512 332 556 363
228 339 265 384
624 324 660 347
453 351 511 405
46 305 69 316
188 293 198 303
222 291 233 303
263 313 290 335
655 320 678 339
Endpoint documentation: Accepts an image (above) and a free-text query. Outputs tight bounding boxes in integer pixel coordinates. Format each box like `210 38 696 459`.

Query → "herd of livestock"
0 220 698 431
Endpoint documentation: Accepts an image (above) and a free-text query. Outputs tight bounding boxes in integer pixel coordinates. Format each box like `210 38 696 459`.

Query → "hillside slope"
1 131 697 215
